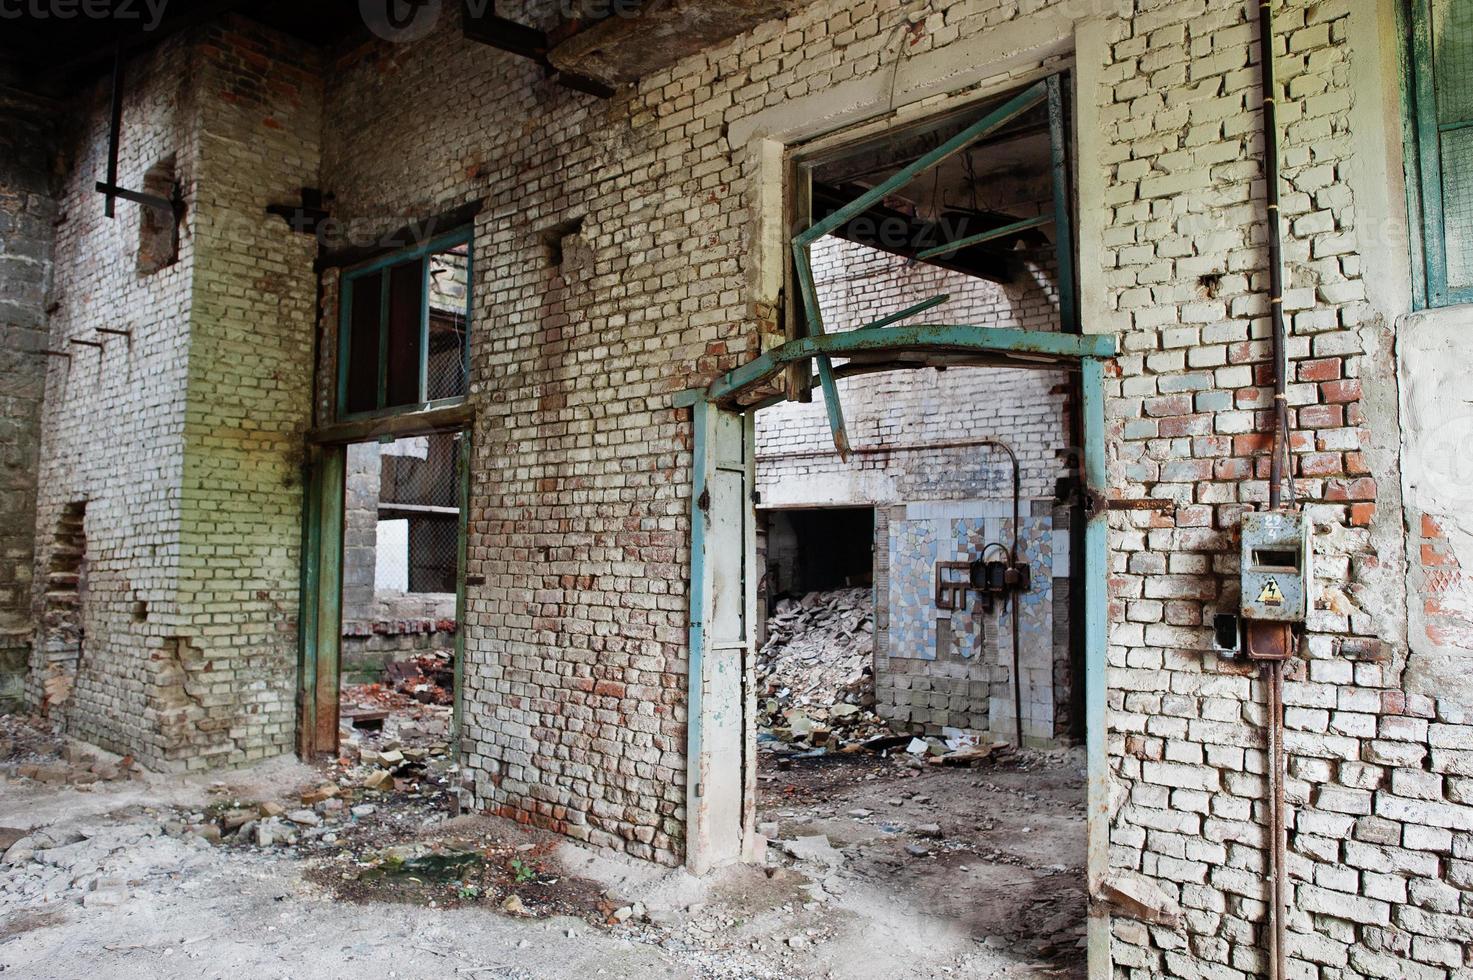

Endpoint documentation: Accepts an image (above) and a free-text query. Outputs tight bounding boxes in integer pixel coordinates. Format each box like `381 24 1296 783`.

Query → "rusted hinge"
697 488 711 513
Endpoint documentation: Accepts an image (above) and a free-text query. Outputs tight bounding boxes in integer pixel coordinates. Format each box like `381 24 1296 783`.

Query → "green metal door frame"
784 72 1079 456
676 328 1114 971
297 442 345 758
297 420 474 759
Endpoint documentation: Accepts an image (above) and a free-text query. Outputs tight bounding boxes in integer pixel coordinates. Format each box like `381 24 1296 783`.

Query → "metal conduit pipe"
1257 4 1292 979
978 439 1025 749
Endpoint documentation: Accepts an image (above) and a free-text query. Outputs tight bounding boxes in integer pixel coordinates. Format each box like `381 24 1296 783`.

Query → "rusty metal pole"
1256 4 1292 978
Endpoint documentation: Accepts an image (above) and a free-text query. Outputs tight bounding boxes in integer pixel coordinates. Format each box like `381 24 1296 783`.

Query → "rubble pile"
181 699 460 851
0 713 141 787
757 588 892 750
384 651 454 705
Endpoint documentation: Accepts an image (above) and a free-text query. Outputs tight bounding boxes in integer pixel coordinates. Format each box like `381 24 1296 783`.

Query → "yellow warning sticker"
1257 579 1285 606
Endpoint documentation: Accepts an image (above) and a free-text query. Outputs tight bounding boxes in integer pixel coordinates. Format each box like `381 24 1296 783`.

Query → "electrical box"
1240 511 1311 622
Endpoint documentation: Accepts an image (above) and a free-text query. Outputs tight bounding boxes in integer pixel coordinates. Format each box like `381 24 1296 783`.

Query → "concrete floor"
0 718 1085 979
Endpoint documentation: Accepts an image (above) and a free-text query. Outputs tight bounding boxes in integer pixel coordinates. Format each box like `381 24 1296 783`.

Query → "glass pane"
344 271 382 415
426 243 469 400
1433 0 1473 124
1441 127 1473 289
385 258 424 408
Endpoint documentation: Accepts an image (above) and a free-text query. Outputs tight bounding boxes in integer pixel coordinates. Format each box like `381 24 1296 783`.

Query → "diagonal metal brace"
787 80 1051 460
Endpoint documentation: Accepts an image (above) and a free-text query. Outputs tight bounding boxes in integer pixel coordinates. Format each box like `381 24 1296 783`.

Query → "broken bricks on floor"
176 743 445 848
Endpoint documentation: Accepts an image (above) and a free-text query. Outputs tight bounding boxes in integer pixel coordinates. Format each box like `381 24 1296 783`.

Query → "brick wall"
30 36 199 756
1090 0 1473 975
0 89 55 711
17 0 1473 971
28 22 320 769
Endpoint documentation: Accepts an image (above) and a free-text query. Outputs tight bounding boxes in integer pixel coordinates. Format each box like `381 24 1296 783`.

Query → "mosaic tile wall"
881 499 1069 744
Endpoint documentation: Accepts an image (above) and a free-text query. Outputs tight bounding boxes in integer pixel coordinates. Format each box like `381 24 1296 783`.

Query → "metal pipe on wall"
1256 4 1292 979
980 439 1024 749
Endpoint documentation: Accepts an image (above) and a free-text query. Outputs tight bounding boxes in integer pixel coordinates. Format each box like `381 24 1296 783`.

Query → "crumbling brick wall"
28 21 320 769
1089 0 1473 975
20 2 1473 971
0 89 56 711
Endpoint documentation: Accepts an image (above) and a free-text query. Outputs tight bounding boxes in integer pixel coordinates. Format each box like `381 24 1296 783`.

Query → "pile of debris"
0 713 141 787
386 651 454 705
758 588 892 751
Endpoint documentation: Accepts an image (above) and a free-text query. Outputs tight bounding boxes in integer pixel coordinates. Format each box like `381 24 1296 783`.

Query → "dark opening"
345 272 383 415
541 216 584 269
385 258 425 408
763 507 874 597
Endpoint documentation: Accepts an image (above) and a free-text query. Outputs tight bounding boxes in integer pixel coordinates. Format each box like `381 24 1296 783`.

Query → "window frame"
1402 0 1473 309
336 228 473 422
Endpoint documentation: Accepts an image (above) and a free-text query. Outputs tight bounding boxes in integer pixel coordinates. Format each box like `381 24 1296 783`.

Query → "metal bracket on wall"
1085 493 1176 521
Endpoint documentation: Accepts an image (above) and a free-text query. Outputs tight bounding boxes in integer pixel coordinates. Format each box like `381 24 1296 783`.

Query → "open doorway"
336 431 465 765
681 75 1099 975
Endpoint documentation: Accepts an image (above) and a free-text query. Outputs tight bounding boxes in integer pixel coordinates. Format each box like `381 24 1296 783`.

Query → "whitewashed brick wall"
16 1 1473 973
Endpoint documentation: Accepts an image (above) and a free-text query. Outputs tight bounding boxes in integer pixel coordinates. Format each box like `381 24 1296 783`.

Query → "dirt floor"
0 713 1086 979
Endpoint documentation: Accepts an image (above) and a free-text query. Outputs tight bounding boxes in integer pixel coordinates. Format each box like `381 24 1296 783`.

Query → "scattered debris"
757 589 891 752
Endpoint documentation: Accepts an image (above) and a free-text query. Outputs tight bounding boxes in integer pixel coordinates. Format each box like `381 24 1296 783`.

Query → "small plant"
510 858 537 884
457 883 482 900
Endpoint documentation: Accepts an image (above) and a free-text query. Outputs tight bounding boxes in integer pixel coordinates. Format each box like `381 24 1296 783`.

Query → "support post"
1081 356 1111 975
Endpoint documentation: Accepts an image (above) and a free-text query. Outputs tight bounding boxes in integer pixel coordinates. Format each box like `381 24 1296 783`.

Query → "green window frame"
1404 0 1473 309
337 229 472 420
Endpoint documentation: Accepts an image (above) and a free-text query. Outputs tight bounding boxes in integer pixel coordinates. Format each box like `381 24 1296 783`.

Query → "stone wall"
0 88 56 711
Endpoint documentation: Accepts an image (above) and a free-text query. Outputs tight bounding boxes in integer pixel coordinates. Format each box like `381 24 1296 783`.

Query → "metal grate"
426 245 469 401
377 432 462 594
1433 0 1473 124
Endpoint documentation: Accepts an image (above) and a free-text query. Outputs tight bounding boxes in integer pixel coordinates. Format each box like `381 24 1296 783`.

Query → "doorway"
681 70 1112 975
298 428 470 760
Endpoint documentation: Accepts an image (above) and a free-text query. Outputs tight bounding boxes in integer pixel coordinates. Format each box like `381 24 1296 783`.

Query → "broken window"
1405 0 1473 307
339 234 471 417
781 75 1075 445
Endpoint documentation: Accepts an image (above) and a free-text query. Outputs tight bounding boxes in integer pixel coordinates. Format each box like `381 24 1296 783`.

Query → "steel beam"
705 324 1116 405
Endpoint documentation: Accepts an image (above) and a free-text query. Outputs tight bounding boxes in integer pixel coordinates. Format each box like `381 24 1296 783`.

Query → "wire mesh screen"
426 244 469 401
1434 0 1473 124
376 432 462 594
1434 0 1473 290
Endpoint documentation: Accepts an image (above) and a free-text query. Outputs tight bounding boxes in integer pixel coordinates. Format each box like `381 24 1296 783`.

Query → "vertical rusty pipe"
1270 660 1287 980
1258 5 1292 978
981 439 1024 748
